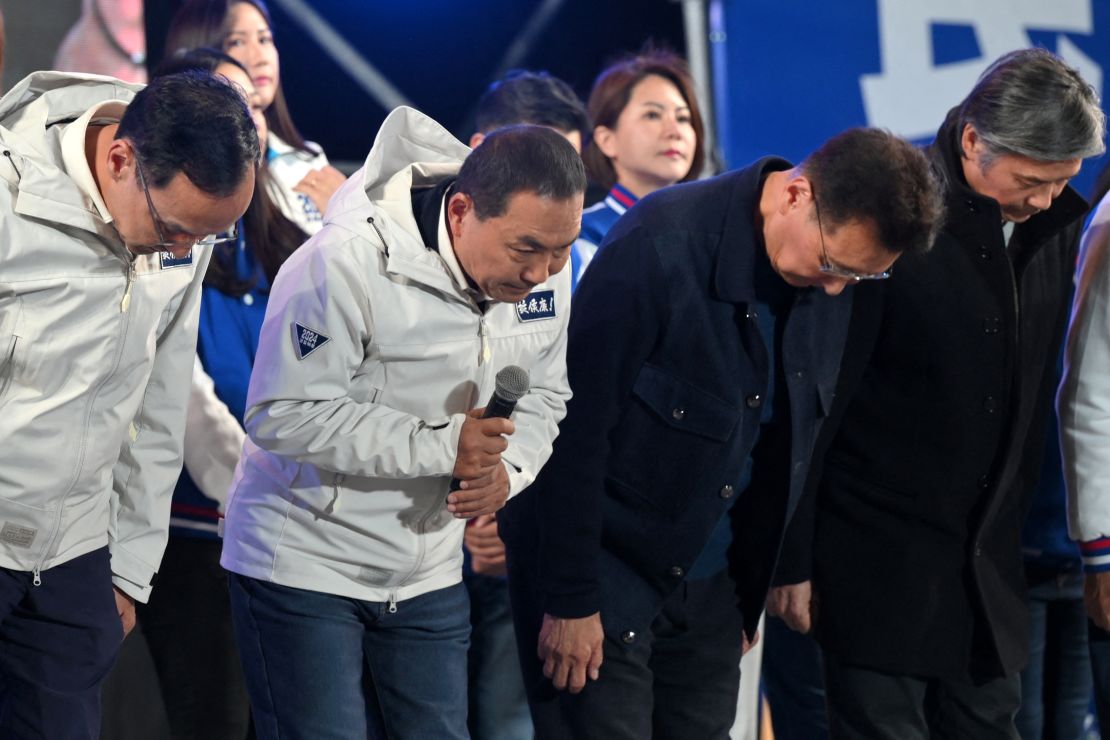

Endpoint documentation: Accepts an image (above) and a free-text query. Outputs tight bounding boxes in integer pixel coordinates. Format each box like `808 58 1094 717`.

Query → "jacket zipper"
365 213 495 614
34 254 135 584
121 261 136 312
478 315 490 365
388 301 493 612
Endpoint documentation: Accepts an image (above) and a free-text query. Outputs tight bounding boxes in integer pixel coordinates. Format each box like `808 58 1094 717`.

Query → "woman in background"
166 0 345 232
570 50 706 290
135 48 309 740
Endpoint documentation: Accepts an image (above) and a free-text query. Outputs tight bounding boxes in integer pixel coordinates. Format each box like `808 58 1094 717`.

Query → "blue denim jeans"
1017 568 1092 740
229 574 470 740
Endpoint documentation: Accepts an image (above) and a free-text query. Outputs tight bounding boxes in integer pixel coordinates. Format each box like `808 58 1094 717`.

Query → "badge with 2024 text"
292 322 331 360
515 290 556 322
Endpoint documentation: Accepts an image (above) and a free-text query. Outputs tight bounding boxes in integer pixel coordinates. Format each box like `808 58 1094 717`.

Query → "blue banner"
714 0 1110 198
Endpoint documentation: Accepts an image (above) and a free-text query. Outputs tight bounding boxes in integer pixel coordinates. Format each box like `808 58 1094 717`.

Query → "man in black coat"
769 48 1106 739
498 128 944 739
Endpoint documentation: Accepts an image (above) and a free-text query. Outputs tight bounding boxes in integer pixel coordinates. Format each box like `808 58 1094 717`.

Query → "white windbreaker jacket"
1060 195 1110 550
221 107 572 606
0 72 210 600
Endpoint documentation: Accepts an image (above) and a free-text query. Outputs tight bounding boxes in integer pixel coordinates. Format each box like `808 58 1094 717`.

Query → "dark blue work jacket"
500 158 853 639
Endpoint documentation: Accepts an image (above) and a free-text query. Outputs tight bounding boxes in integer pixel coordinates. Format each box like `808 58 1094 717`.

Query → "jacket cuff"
542 589 599 619
1080 537 1110 573
108 544 156 603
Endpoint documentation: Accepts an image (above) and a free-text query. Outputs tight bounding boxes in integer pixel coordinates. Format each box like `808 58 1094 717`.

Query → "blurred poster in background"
0 0 146 92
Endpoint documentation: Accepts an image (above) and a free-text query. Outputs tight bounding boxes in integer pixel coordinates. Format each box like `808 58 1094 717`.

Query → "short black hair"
116 69 259 197
804 128 944 256
474 70 588 138
456 124 587 220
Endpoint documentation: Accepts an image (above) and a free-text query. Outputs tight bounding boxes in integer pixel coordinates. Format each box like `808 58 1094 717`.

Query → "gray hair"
958 48 1106 164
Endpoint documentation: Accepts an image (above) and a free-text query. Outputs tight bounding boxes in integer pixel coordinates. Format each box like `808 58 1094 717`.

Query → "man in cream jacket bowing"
221 106 585 739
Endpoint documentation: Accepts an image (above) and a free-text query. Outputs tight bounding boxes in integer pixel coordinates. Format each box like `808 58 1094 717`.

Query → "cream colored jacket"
221 107 571 606
0 72 210 600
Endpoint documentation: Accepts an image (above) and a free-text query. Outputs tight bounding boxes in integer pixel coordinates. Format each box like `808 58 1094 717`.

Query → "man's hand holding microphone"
447 366 528 519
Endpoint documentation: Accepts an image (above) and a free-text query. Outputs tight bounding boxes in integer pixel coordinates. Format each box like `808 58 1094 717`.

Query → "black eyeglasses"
135 158 237 250
813 195 891 281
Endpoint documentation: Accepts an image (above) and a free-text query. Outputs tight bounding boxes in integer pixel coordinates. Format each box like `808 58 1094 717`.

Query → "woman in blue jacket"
571 50 706 290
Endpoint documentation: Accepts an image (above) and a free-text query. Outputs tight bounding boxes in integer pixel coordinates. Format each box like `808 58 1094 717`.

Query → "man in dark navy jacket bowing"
499 128 944 739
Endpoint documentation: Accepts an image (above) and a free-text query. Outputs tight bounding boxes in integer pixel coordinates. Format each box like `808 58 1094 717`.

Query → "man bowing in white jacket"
220 107 585 740
0 69 257 738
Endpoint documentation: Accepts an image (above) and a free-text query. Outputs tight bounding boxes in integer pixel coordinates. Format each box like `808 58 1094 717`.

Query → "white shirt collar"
435 190 490 302
60 101 129 223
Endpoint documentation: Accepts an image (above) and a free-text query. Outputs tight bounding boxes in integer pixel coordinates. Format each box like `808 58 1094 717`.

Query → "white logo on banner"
860 0 1100 140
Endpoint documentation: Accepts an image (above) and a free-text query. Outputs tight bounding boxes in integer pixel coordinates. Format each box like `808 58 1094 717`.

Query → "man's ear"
468 132 486 149
780 175 814 215
960 123 983 162
105 137 135 183
446 190 475 240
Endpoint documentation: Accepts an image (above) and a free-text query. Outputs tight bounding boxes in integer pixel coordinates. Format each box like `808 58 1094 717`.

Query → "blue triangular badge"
292 322 331 360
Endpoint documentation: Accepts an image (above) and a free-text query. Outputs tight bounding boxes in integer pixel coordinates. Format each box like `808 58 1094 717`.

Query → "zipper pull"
120 262 136 313
32 567 41 587
478 317 491 366
387 593 398 614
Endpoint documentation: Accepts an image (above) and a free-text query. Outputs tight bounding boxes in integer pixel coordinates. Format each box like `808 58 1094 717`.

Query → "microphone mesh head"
495 365 530 402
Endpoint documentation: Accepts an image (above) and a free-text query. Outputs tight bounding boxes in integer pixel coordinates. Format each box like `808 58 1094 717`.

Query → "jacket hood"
324 106 471 260
361 106 471 199
0 71 140 139
0 72 141 241
328 107 469 217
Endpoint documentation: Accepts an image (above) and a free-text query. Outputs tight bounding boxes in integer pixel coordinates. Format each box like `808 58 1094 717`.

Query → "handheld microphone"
449 365 530 491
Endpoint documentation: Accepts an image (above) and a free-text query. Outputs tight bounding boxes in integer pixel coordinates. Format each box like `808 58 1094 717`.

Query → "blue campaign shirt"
169 228 270 539
570 183 638 292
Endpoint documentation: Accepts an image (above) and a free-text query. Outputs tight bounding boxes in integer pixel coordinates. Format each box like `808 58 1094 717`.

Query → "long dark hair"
154 48 308 296
164 0 310 153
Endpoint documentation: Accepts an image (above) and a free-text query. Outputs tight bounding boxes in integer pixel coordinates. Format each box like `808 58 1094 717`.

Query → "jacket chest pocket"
607 364 742 513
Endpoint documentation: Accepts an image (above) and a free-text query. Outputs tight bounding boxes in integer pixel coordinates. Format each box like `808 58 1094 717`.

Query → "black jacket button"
720 485 735 500
621 631 636 644
746 395 762 409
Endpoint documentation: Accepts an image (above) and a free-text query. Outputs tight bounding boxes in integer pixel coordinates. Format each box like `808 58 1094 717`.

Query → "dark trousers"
823 653 1021 740
762 614 828 739
137 536 251 740
1089 620 1110 735
0 547 122 739
1016 569 1091 740
508 564 745 740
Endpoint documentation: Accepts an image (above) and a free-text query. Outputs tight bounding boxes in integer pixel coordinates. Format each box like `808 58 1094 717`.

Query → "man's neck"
86 123 118 202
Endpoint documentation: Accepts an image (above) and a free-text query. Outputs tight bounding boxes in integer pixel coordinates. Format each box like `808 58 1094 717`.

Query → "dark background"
144 0 689 166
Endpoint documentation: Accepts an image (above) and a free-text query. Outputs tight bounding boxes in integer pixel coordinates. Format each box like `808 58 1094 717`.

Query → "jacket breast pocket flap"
631 364 739 441
607 365 742 514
